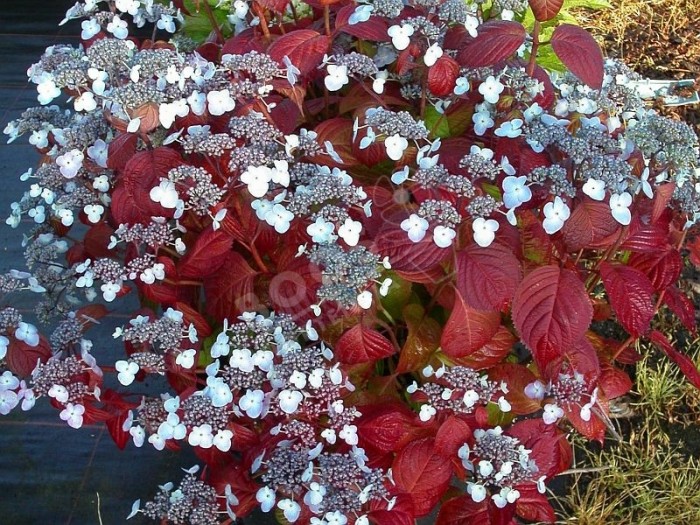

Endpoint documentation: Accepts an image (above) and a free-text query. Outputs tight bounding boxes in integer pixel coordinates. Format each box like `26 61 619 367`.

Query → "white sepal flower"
213 429 234 452
175 349 196 369
256 486 276 512
401 213 429 242
15 321 39 346
56 149 84 178
59 403 85 428
387 24 414 51
424 43 443 67
542 403 564 424
384 133 408 160
115 360 139 386
188 424 214 448
240 165 272 198
206 89 235 116
433 225 456 248
278 389 303 414
150 180 180 208
502 176 532 209
472 218 499 247
324 64 349 92
582 178 606 201
357 290 373 309
478 76 505 104
542 196 571 234
338 218 362 246
81 18 101 40
609 192 632 225
239 389 265 419
106 15 128 39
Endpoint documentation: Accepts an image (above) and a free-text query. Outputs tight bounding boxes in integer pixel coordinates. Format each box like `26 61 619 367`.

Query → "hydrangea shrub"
2 0 700 523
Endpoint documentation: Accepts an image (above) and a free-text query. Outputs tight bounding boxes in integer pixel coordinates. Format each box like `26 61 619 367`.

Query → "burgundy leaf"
436 495 490 525
374 227 450 273
512 266 592 375
453 326 516 370
441 289 501 359
392 438 452 517
335 324 396 364
628 249 682 291
457 21 527 67
455 243 522 311
5 336 52 377
561 199 620 251
599 262 655 338
663 285 697 333
178 228 234 279
335 4 391 42
428 56 460 97
203 252 259 322
267 30 330 75
650 330 700 389
528 0 564 21
550 24 604 89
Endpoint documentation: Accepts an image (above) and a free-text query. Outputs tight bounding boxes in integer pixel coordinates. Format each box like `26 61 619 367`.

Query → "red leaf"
428 56 460 97
374 226 450 272
5 336 52 377
650 330 700 390
441 289 501 359
436 496 490 525
105 411 131 450
174 302 212 338
455 243 522 311
258 0 290 12
561 199 620 251
335 4 390 42
628 249 682 291
178 228 233 279
550 24 604 89
687 235 700 268
599 364 632 399
335 324 396 364
651 182 676 223
392 438 452 516
267 30 330 75
620 222 669 253
453 326 516 370
269 256 321 322
528 0 564 21
457 21 527 67
488 363 541 415
112 148 183 224
508 419 572 477
221 28 264 56
599 262 655 338
367 494 415 525
434 415 472 459
203 252 259 322
512 266 592 375
515 484 556 523
357 403 420 453
663 285 696 333
107 132 138 171
565 396 609 443
83 222 115 259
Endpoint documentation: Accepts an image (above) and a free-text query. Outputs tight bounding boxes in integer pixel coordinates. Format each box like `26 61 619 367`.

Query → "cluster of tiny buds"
129 466 234 525
458 426 543 508
524 372 599 425
254 442 391 525
408 364 510 421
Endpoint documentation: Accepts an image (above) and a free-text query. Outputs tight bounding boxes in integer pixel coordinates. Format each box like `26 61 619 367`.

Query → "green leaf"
424 106 451 139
